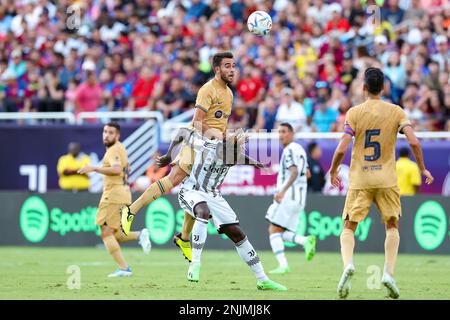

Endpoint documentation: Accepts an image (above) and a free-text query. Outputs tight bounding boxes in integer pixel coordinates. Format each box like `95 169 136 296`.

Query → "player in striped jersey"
266 123 317 274
176 128 287 291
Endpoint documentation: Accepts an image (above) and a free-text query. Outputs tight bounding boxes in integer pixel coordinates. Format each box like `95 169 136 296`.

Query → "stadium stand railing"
0 112 76 123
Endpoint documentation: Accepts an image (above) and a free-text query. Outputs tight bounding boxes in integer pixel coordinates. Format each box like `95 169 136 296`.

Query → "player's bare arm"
157 127 194 167
330 133 353 188
192 107 223 140
275 165 299 203
402 126 434 185
78 165 121 176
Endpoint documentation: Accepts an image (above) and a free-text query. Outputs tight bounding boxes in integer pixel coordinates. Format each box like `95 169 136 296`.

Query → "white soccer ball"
247 11 272 36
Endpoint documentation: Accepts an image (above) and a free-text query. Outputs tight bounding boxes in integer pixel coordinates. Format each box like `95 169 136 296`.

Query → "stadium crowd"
0 0 448 131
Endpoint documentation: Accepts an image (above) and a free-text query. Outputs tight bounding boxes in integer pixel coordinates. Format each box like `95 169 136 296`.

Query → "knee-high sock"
115 230 139 243
384 228 400 276
269 233 288 268
181 212 195 241
103 235 127 269
340 228 355 268
130 176 173 214
191 217 208 264
282 230 307 246
235 237 268 282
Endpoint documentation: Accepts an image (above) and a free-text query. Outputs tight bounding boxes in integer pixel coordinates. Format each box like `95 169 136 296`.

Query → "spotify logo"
284 210 307 248
414 201 447 251
20 196 50 243
145 198 176 245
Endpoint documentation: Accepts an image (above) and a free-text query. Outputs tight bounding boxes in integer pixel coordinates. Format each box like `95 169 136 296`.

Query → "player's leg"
341 219 358 269
266 202 289 273
279 198 316 262
376 187 401 299
221 224 287 291
121 146 193 235
173 211 195 262
281 229 316 261
187 202 210 282
337 189 372 298
268 223 290 274
337 219 358 298
382 217 400 299
181 212 195 241
114 228 151 255
100 225 132 277
98 204 133 276
120 166 185 234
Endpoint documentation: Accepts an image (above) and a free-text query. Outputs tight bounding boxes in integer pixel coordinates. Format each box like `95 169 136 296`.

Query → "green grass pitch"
1 247 449 300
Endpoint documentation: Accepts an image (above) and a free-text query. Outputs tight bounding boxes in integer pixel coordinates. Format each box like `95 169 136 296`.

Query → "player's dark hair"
212 52 234 68
399 147 409 158
364 67 384 95
105 122 120 132
308 142 318 155
280 122 294 132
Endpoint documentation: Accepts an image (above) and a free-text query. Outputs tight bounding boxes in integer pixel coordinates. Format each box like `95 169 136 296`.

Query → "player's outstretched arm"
157 127 193 167
78 165 121 176
329 133 353 188
402 126 434 185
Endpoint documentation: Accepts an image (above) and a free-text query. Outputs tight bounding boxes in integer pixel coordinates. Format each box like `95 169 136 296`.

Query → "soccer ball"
247 11 272 36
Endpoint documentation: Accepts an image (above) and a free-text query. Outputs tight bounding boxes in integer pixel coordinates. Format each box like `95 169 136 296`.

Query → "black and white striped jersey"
277 142 308 192
182 137 231 196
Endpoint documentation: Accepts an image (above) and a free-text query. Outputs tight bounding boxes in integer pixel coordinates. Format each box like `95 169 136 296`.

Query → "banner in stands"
1 192 449 254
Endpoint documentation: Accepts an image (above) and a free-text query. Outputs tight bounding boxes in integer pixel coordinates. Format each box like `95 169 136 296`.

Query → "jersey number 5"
364 129 381 161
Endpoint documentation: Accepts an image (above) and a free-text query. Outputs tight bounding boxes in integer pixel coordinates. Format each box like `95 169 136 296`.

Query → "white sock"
269 233 288 268
282 230 307 246
235 236 268 282
191 217 208 264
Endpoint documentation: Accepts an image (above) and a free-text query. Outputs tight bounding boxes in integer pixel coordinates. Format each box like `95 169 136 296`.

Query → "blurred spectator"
7 49 26 79
326 3 350 33
384 52 407 104
106 72 133 111
307 142 326 193
254 96 278 131
381 0 405 26
57 142 91 192
74 62 103 113
340 52 359 93
275 87 308 132
312 82 339 132
156 78 189 118
37 71 65 112
432 35 449 72
396 147 421 196
237 64 265 108
128 66 159 111
307 0 330 27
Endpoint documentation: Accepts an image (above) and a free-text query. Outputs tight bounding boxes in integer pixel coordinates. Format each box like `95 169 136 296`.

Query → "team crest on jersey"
215 110 223 118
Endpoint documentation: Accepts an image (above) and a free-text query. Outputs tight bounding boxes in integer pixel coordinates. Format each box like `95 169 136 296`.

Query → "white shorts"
265 194 305 232
178 188 239 233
